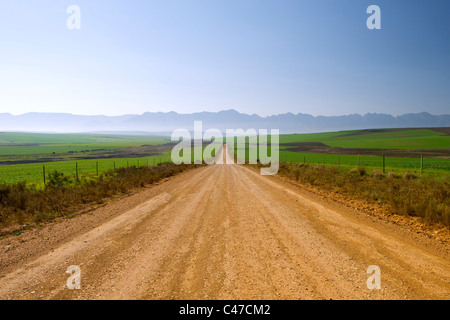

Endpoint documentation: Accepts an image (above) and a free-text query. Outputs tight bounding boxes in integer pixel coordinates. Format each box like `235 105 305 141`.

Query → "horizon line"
1 110 448 118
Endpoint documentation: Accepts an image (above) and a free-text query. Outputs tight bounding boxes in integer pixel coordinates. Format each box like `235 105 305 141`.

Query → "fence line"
237 151 449 176
41 156 170 185
276 152 449 175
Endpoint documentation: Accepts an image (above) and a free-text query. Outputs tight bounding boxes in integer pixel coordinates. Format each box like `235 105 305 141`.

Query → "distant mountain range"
0 110 449 134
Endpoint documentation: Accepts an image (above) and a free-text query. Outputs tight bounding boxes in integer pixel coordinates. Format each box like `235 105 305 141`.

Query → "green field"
0 132 170 156
278 151 449 175
0 141 213 186
1 129 449 185
233 128 450 176
0 153 171 185
0 132 171 145
234 146 448 175
279 128 450 149
0 133 173 185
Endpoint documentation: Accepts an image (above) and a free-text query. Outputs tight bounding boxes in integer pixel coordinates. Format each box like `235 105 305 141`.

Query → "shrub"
47 170 70 189
358 167 366 176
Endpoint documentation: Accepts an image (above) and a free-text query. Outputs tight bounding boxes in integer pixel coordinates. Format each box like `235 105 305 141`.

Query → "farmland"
0 132 219 185
276 151 450 176
278 128 450 176
1 128 449 185
0 132 170 156
0 154 173 185
0 133 175 185
234 128 450 176
278 128 450 150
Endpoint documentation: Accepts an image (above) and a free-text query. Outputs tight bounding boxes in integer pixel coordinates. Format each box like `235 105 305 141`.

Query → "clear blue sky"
0 0 449 117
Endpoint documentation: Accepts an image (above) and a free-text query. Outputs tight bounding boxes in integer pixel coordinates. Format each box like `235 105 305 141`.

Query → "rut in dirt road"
0 145 449 300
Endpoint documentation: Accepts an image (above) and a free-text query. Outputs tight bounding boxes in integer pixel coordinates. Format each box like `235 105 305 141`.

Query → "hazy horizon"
1 109 449 134
1 109 450 118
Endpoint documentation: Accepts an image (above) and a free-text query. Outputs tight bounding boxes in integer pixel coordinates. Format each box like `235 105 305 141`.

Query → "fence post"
421 155 423 175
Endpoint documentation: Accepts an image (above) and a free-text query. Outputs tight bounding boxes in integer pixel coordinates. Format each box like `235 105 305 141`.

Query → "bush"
358 167 367 176
47 170 70 189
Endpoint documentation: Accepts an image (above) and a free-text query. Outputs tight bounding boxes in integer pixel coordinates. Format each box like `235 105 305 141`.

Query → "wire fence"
0 155 173 186
234 148 450 176
278 152 450 176
2 149 449 186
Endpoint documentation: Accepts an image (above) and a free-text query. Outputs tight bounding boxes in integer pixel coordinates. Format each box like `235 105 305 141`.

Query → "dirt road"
0 146 449 300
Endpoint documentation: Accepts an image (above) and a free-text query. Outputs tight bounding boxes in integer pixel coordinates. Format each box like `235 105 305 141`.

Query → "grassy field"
0 132 170 156
0 144 212 185
279 128 450 149
235 146 449 176
1 128 449 185
0 153 172 185
0 133 175 185
233 128 450 176
277 150 449 176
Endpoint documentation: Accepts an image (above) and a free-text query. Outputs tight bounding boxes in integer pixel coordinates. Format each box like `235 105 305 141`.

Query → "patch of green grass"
280 128 450 149
0 145 218 186
278 150 450 177
0 144 122 156
232 145 450 177
0 133 170 156
0 132 170 144
0 152 173 185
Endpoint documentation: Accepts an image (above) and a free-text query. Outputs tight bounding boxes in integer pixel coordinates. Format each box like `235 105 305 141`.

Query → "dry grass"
0 163 202 231
271 162 450 227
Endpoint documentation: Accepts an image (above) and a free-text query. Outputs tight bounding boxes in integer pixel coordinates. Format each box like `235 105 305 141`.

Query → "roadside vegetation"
0 162 203 235
268 162 450 227
277 150 450 177
0 152 174 185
